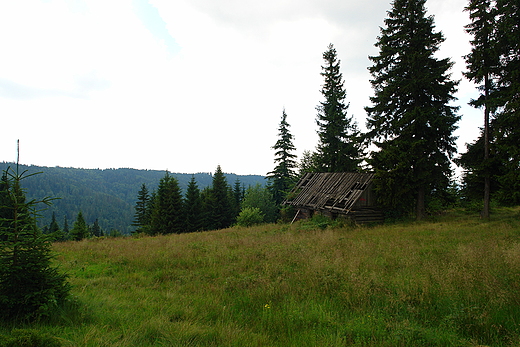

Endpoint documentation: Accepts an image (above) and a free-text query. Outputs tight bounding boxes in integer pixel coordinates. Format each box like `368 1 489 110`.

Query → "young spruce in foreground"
0 167 70 321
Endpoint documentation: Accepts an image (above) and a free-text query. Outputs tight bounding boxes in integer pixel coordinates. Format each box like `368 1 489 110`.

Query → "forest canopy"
0 162 264 234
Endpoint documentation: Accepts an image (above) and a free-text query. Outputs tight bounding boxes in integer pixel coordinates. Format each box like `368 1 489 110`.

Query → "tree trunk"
482 74 490 219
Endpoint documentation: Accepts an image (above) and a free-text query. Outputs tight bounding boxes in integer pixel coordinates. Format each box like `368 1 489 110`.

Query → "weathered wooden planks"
284 172 383 223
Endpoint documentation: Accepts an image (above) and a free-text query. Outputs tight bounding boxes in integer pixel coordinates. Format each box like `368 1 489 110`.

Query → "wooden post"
290 209 300 224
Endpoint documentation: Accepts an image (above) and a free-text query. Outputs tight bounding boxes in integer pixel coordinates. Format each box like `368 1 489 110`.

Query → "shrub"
241 184 278 223
236 207 265 227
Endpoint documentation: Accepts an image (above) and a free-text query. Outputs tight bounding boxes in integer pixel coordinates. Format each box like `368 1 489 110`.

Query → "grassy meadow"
2 208 520 346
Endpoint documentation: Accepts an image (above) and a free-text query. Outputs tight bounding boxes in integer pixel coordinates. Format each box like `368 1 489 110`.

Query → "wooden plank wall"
286 172 375 213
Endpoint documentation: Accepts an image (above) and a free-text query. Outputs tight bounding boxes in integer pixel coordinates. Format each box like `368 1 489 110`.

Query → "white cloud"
0 0 482 175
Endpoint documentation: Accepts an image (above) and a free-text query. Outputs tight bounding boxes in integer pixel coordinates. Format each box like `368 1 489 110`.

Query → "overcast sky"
0 0 481 175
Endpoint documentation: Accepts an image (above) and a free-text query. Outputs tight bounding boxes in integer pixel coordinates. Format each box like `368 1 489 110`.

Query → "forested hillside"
0 162 264 234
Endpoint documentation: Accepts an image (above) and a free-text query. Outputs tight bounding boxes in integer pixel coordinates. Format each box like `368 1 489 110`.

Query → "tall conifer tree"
493 0 520 204
150 172 184 234
70 211 88 241
48 211 65 241
365 0 460 219
267 109 298 205
231 178 244 218
48 212 60 234
91 219 103 237
459 0 519 206
184 175 202 233
132 183 151 234
206 166 233 230
464 0 500 217
200 186 212 231
316 44 362 173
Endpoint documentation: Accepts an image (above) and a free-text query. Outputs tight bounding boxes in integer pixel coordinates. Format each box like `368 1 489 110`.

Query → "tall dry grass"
2 208 519 346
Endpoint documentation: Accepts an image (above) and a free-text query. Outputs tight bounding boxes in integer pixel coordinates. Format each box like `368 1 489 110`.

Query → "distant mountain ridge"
0 162 265 234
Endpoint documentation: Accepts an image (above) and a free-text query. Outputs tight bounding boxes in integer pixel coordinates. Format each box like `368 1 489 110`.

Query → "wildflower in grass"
264 303 271 309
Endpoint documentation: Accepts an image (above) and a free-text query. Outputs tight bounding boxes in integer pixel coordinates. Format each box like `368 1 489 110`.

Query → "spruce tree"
298 150 320 175
267 109 298 205
48 212 60 234
206 166 233 230
227 185 236 222
231 178 244 219
316 44 362 173
48 211 65 241
199 186 213 231
91 219 103 237
456 128 505 203
0 172 11 241
184 175 202 233
464 0 500 217
70 211 89 241
150 172 184 234
132 183 151 234
459 0 519 206
365 0 460 219
493 0 520 205
0 166 70 320
62 216 69 240
148 190 156 221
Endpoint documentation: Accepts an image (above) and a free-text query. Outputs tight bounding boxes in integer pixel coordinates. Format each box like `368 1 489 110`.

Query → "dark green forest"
0 162 264 235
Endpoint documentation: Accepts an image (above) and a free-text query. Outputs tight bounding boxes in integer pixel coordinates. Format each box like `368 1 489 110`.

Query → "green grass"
2 207 520 346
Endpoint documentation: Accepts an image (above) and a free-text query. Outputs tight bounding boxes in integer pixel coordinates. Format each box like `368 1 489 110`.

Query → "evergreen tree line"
132 166 278 234
39 210 122 242
0 163 265 234
269 0 519 221
456 0 520 214
130 0 518 225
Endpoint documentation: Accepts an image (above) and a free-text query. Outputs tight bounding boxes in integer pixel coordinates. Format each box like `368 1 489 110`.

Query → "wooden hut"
284 172 384 224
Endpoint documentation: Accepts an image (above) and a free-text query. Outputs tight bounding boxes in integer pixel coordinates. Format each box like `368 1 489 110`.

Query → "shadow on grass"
0 297 93 347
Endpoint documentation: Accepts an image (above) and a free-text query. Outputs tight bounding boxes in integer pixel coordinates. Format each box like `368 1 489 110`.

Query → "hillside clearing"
2 208 520 346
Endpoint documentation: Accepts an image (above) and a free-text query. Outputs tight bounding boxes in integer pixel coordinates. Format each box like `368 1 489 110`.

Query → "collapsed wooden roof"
284 172 374 214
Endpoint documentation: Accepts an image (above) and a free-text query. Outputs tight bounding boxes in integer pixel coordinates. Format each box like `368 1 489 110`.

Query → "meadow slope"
2 208 520 346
